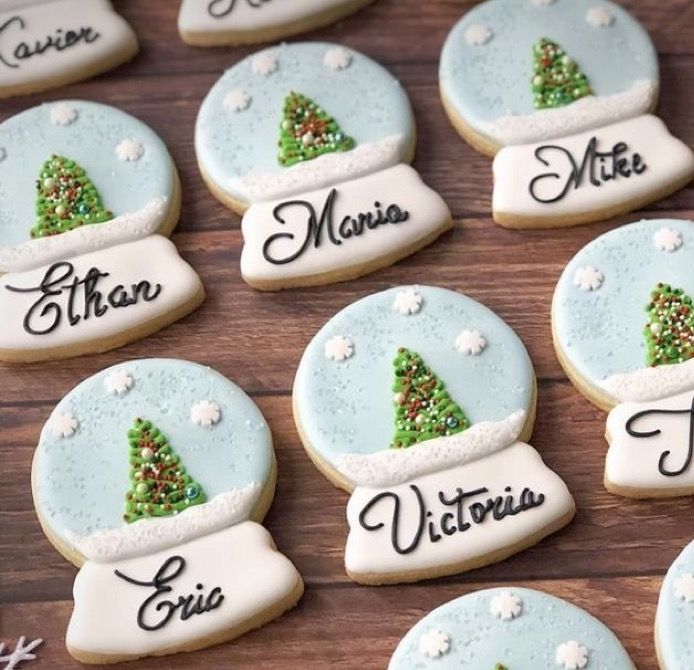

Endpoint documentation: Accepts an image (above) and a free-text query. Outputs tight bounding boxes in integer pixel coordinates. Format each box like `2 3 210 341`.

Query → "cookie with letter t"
439 0 694 228
0 0 137 98
32 358 304 664
389 588 636 669
195 42 452 290
293 285 575 585
552 219 694 497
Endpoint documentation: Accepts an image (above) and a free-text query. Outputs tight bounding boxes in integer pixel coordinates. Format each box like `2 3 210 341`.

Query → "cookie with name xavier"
195 41 452 290
0 100 204 363
32 358 303 663
293 285 575 585
439 0 694 228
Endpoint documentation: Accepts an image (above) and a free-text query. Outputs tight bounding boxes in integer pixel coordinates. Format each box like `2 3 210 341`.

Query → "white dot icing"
573 265 604 291
190 400 222 428
324 335 354 362
455 329 486 355
418 629 450 659
252 51 278 76
586 6 615 27
323 47 352 71
115 138 144 162
653 227 683 252
224 88 251 112
50 103 78 126
104 370 134 396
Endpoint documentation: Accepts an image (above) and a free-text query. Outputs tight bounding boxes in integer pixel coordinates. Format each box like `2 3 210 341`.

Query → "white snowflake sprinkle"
418 629 450 659
530 0 556 5
190 400 222 428
52 412 78 438
393 289 423 315
50 103 78 126
324 46 352 71
653 227 683 253
556 641 589 670
490 592 523 620
252 51 279 76
0 637 43 670
573 265 604 291
115 138 144 162
586 6 615 27
324 335 354 362
455 329 487 355
224 88 252 112
104 369 134 396
465 24 493 46
674 573 694 602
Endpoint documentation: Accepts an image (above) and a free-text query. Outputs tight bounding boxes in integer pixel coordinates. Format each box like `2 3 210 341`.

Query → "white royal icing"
393 288 422 315
223 88 251 112
464 24 493 46
556 641 589 670
324 335 354 362
115 138 144 162
252 50 278 76
674 574 694 602
50 102 78 126
490 592 523 620
573 266 604 292
324 46 352 71
653 227 683 252
190 399 222 427
104 369 134 396
601 357 694 403
52 412 78 438
455 329 487 355
418 629 450 658
586 6 615 27
0 637 42 670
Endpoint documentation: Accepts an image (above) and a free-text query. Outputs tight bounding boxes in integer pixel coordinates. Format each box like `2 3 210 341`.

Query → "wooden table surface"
3 1 694 668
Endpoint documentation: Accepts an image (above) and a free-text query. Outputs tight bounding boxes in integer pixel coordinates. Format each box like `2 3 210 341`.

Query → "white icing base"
480 80 656 146
337 410 527 488
0 197 168 274
601 358 694 403
67 484 261 563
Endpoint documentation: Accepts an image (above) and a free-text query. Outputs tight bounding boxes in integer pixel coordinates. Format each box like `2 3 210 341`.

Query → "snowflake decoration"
556 641 589 670
324 335 354 362
530 0 556 5
52 412 78 438
674 573 694 602
104 369 134 396
490 592 523 620
465 24 493 46
573 265 604 291
115 138 144 162
586 6 615 27
252 51 279 76
393 289 423 315
418 629 450 659
324 46 352 71
0 637 42 670
190 400 222 428
50 103 78 126
224 88 252 112
455 329 487 355
653 227 683 253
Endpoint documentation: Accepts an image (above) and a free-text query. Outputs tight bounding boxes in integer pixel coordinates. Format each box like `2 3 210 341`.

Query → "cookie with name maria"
195 42 452 290
440 0 694 228
552 219 694 498
32 358 304 663
178 0 376 47
389 587 635 669
0 100 204 363
293 285 575 585
0 0 137 98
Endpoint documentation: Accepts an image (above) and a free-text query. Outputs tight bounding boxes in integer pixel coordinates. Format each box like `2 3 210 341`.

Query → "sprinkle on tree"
644 283 694 367
30 155 113 239
124 418 206 523
391 347 471 449
277 92 355 168
531 38 592 110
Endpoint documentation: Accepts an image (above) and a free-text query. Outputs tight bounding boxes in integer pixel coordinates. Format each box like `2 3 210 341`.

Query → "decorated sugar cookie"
440 0 694 228
389 587 635 669
178 0 376 47
0 100 204 363
552 218 694 498
32 359 303 663
0 0 137 98
196 42 452 290
293 286 575 585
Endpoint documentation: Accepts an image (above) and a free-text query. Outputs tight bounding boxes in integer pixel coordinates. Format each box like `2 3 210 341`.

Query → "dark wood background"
3 1 694 667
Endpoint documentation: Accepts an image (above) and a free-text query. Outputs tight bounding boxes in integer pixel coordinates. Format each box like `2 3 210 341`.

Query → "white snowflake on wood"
324 47 352 71
586 6 615 27
653 227 683 253
0 637 42 670
530 0 556 6
674 573 694 602
418 628 450 658
104 369 134 396
490 592 523 620
324 335 354 362
50 103 78 126
52 412 78 438
115 138 144 162
190 400 221 428
465 24 493 46
556 641 589 669
573 265 604 291
393 289 423 315
224 88 251 112
455 329 487 355
252 51 279 76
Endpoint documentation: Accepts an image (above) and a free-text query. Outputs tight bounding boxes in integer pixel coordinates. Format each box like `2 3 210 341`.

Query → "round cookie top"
33 359 273 564
440 0 658 148
389 587 634 669
195 41 415 206
553 219 694 405
294 285 534 488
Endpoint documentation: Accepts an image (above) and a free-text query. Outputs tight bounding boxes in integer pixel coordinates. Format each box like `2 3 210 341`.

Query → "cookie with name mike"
195 41 452 290
32 358 304 663
293 285 575 585
439 0 694 228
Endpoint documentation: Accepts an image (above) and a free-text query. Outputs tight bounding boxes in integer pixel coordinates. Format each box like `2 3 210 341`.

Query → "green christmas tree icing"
124 418 206 523
391 347 471 449
644 283 694 367
531 38 592 110
277 92 355 168
30 155 113 239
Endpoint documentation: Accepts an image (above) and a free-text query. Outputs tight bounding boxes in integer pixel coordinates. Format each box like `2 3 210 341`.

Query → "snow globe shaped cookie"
0 0 137 98
293 285 575 585
553 219 694 498
389 587 635 669
440 0 694 228
32 359 303 663
196 42 452 290
0 100 204 363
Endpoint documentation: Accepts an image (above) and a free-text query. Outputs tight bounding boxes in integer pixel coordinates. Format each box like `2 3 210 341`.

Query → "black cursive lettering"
207 0 273 18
